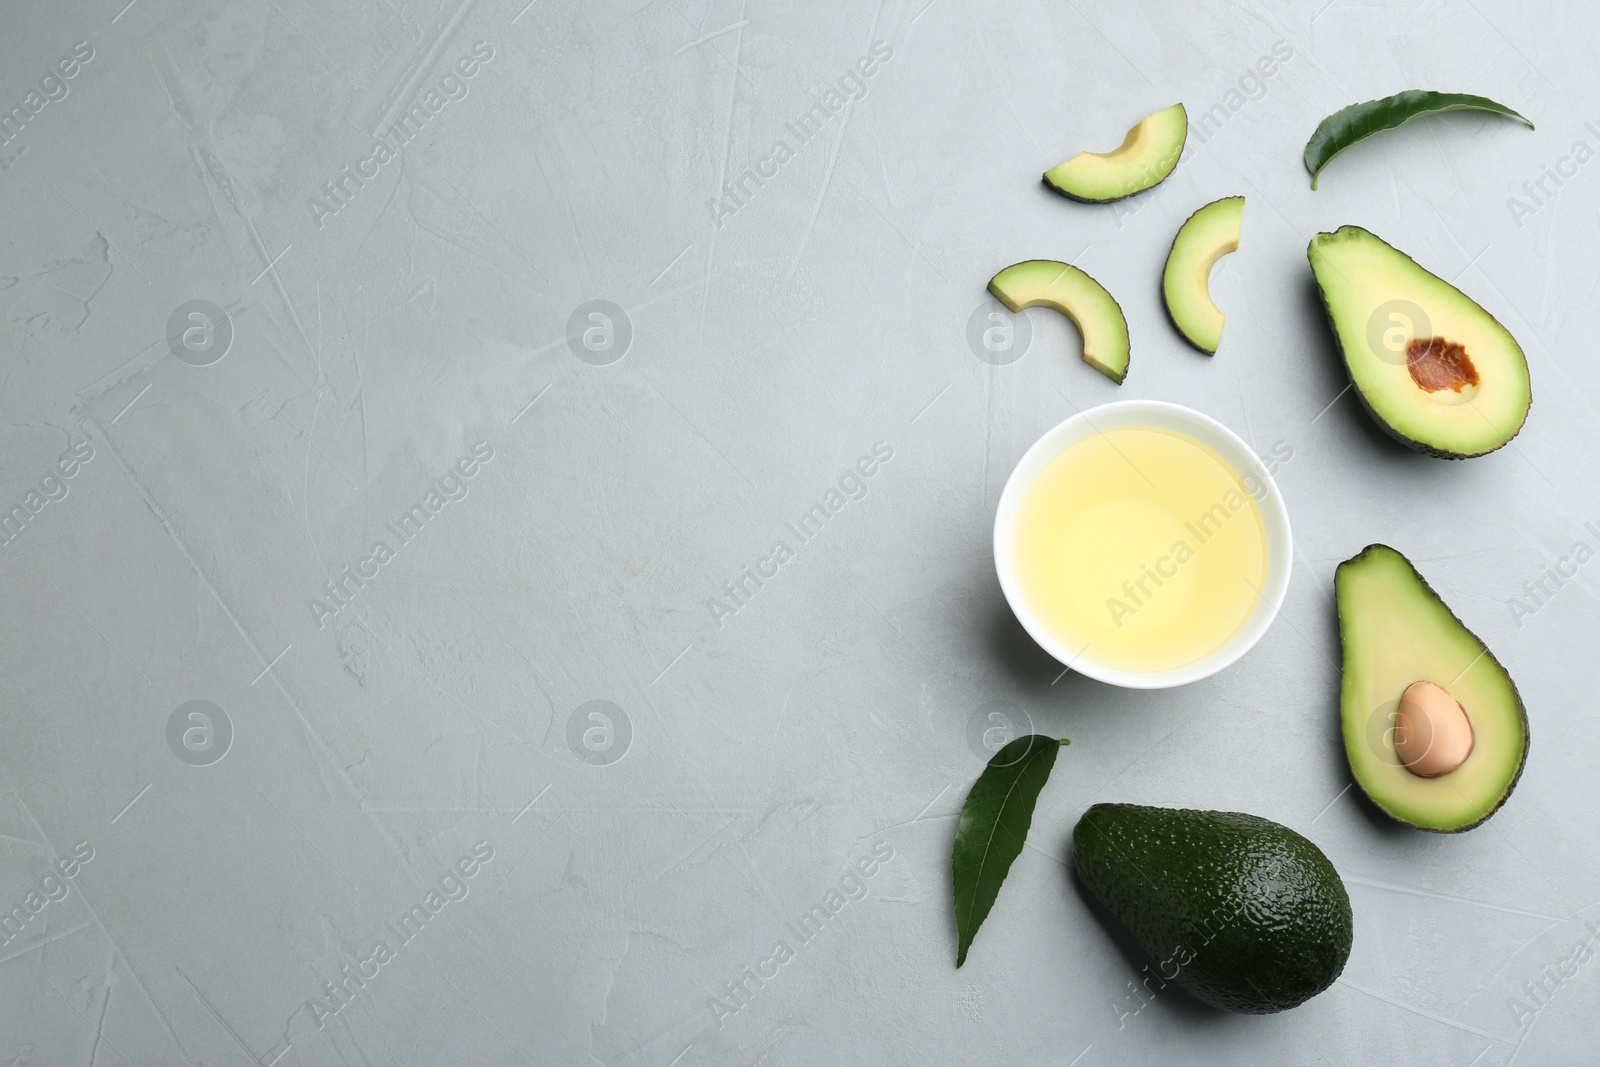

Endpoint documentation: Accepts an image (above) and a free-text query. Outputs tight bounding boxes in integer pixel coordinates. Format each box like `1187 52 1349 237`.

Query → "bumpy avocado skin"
1335 544 1530 832
1305 228 1531 460
1072 804 1352 1014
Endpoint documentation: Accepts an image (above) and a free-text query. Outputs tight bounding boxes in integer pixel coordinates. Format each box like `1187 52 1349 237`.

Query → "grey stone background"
0 0 1595 1063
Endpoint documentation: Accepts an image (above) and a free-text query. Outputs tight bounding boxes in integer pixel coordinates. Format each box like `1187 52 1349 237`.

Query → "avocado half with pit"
987 260 1130 383
1308 226 1531 458
1336 544 1528 832
1044 104 1187 203
1162 196 1244 353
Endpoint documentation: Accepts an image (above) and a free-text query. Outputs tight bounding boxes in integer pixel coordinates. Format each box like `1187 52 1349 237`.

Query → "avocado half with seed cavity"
987 260 1130 383
1336 544 1528 832
1162 196 1244 353
1308 225 1531 458
1043 104 1187 203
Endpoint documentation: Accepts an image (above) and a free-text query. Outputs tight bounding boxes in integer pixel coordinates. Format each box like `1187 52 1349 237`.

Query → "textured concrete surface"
0 0 1596 1064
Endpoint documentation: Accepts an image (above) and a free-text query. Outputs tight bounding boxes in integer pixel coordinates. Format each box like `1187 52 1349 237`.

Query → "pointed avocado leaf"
1304 90 1532 188
952 734 1066 966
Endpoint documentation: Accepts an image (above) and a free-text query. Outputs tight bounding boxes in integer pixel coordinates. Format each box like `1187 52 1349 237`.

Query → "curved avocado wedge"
1043 104 1187 203
987 260 1130 383
1308 226 1531 458
1162 196 1244 353
1336 544 1528 833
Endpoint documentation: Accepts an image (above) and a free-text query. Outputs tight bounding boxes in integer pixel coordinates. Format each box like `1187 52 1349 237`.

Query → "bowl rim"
992 399 1294 690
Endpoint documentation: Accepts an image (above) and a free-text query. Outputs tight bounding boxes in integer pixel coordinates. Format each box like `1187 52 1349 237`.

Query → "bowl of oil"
994 400 1292 689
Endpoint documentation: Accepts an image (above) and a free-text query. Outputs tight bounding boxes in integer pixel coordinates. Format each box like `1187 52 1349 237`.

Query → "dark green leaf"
952 734 1066 967
1304 90 1532 189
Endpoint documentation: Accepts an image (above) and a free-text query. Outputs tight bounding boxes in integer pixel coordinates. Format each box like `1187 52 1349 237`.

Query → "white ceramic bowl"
993 400 1293 689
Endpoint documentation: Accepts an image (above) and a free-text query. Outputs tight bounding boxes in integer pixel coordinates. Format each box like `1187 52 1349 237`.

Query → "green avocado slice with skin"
1336 544 1528 832
987 260 1130 383
1308 225 1531 458
1043 104 1187 203
1073 804 1352 1014
1162 196 1244 353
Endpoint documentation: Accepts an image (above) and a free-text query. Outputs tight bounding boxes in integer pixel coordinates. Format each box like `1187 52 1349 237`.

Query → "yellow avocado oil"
1012 426 1269 673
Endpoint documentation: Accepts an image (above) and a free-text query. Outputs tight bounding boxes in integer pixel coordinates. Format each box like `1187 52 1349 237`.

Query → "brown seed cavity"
1407 337 1480 393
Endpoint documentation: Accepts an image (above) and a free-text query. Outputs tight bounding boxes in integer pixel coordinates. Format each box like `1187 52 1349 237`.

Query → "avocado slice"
1336 544 1528 832
1162 196 1244 353
1044 104 1187 203
1073 803 1352 1014
1308 225 1531 458
987 260 1130 383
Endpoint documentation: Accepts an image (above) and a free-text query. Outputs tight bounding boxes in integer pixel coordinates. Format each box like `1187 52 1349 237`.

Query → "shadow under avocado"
1301 278 1395 454
1345 779 1419 838
1300 276 1349 395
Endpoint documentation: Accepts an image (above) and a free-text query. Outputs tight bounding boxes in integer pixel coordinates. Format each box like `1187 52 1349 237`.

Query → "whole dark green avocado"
1072 804 1352 1014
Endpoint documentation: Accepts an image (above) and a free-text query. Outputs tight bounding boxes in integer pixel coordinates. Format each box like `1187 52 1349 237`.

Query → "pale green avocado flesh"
1162 196 1244 353
1336 544 1528 832
987 260 1130 383
1308 226 1531 458
1044 104 1187 203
